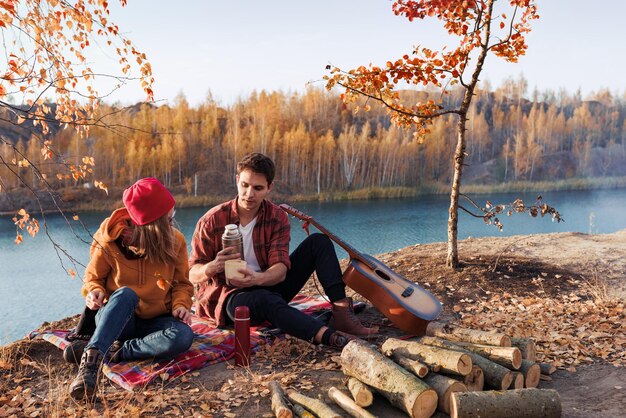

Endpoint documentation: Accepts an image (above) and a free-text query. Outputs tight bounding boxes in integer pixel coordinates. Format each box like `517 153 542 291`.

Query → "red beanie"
122 178 175 226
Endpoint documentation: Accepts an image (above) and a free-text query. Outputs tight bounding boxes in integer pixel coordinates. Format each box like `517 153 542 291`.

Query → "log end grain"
500 335 512 347
464 366 485 392
524 363 541 388
511 348 523 370
347 377 374 407
501 371 514 390
458 353 473 376
442 381 468 414
412 388 438 418
512 372 525 389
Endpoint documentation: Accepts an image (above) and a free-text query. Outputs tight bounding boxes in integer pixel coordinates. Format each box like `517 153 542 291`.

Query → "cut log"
347 377 374 407
538 362 556 375
381 337 472 376
328 387 376 418
444 365 484 392
511 337 537 362
422 373 467 414
391 352 429 378
511 372 525 389
519 360 541 388
418 336 514 390
450 388 562 418
341 339 438 418
452 341 522 370
292 404 315 418
287 390 341 418
426 322 511 347
269 380 293 418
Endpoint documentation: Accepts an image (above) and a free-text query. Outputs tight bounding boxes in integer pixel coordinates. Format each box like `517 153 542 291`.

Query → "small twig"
491 241 518 272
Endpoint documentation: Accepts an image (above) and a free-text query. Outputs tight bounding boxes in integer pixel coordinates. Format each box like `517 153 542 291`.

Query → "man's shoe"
327 330 357 350
329 297 379 338
69 348 102 401
63 340 88 364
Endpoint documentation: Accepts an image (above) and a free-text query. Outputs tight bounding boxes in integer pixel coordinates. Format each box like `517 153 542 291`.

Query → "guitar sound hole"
375 269 391 281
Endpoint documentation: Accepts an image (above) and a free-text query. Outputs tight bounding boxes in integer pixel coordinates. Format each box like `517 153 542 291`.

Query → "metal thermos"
222 224 243 259
234 306 251 367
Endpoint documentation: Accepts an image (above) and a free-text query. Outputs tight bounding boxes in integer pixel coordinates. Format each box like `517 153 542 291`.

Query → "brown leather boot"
69 348 102 401
329 297 379 338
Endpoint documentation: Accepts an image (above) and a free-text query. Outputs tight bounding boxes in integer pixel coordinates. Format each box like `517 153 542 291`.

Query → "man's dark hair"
237 153 276 185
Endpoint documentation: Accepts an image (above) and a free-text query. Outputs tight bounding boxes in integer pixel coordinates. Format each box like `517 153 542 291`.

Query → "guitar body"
343 254 441 336
279 203 442 336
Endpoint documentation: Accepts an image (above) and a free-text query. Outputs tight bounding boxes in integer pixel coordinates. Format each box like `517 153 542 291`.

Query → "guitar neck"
280 204 375 269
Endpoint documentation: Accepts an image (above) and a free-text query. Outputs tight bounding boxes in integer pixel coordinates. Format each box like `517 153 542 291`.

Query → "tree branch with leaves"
325 0 550 267
1 0 153 275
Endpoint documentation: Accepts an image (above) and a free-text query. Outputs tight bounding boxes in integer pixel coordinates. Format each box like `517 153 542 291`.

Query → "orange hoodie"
81 208 193 319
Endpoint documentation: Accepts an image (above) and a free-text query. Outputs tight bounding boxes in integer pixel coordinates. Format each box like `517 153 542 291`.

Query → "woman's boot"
69 348 103 401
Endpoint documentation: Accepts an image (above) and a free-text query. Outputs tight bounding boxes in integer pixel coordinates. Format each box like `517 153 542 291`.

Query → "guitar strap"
301 220 311 236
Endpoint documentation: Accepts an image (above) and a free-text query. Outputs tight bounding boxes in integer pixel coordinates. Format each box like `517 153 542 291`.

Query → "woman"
68 178 194 401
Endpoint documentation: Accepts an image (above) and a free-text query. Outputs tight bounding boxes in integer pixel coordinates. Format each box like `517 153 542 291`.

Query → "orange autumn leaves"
155 273 169 290
0 0 154 134
325 0 539 139
12 209 39 245
2 0 151 245
458 292 625 368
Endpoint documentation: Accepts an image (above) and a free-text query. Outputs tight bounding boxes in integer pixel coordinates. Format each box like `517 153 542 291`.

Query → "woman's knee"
110 287 139 304
165 322 194 353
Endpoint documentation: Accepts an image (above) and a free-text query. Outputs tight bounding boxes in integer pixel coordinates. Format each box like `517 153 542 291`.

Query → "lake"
2 188 626 344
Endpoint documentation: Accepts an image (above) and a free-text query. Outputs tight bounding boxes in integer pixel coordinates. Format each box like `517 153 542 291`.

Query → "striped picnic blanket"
34 294 337 391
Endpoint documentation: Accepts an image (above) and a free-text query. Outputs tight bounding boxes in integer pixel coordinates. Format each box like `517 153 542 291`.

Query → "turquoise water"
1 188 625 344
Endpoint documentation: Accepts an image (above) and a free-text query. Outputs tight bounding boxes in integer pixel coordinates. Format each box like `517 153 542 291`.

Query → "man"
189 153 378 349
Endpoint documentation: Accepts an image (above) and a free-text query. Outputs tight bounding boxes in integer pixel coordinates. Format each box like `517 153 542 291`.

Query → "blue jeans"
86 287 194 361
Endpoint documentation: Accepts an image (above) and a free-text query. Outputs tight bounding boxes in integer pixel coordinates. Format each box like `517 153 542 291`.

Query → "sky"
98 0 626 107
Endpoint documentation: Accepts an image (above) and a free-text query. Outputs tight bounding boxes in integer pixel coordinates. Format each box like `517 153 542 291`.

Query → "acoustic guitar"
280 203 442 336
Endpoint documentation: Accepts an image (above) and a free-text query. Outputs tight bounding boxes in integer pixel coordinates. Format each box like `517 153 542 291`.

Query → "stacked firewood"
269 322 562 418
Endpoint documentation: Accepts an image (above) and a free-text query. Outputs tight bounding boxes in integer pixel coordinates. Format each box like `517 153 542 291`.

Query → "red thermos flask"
234 306 250 366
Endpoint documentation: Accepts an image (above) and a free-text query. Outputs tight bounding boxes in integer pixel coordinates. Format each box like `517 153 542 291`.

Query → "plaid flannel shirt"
189 198 291 326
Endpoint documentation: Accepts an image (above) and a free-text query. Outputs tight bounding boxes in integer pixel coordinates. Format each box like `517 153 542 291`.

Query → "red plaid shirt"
189 198 291 326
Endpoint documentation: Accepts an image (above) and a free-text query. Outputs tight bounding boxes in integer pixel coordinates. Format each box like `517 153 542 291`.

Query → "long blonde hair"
127 213 178 265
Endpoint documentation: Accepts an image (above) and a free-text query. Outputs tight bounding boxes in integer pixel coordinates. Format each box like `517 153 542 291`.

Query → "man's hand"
205 247 241 277
226 267 257 288
86 289 105 309
172 306 191 325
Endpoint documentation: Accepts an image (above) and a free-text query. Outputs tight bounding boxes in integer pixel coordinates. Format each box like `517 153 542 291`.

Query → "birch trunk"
451 389 562 418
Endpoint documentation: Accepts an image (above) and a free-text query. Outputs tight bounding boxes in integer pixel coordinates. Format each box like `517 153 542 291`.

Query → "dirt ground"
1 229 624 417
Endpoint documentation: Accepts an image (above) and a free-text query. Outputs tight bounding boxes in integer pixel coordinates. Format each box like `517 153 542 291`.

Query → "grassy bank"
459 176 626 195
281 176 626 203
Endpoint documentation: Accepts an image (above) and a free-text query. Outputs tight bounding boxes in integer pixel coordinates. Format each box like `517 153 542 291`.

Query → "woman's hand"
86 289 105 309
173 306 191 325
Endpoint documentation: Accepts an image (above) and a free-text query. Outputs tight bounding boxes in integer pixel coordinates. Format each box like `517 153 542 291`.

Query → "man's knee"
235 289 281 308
234 289 286 320
306 233 333 249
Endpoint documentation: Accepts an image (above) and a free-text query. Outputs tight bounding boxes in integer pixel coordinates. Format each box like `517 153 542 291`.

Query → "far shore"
2 175 626 216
